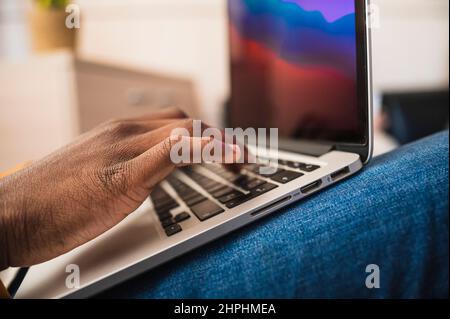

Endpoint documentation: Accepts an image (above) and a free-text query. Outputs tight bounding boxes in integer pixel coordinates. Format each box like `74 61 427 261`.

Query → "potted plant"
28 0 76 52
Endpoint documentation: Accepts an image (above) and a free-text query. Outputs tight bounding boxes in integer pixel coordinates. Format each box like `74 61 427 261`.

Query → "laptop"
16 0 373 298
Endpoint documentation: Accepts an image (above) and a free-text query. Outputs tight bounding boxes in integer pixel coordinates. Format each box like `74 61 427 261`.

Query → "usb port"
330 167 350 181
300 180 322 194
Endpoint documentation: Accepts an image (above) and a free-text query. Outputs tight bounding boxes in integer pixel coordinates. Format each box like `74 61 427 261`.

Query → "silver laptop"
16 0 373 298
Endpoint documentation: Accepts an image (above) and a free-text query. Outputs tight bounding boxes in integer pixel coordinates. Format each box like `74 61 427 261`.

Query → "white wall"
0 0 30 59
371 0 449 93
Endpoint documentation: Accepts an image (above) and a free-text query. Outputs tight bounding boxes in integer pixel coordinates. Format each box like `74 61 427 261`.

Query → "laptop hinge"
279 138 334 157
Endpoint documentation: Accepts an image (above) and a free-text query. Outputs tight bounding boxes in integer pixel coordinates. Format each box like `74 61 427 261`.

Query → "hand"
0 108 241 270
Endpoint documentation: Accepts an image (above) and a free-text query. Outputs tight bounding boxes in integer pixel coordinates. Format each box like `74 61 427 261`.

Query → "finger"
128 136 241 189
101 117 189 139
172 136 242 167
126 119 187 132
128 119 251 171
129 119 214 153
123 107 188 122
211 130 255 173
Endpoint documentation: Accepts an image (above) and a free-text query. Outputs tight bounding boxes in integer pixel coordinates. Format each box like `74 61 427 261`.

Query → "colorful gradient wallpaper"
229 0 361 142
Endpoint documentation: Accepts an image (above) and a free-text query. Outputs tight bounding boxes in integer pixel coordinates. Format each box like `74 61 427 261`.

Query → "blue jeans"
100 131 449 299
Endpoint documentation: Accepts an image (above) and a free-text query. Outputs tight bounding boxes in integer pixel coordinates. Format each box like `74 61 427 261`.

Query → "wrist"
0 213 11 272
0 180 17 271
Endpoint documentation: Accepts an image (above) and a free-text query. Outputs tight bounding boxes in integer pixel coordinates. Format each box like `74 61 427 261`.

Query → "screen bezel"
226 0 373 163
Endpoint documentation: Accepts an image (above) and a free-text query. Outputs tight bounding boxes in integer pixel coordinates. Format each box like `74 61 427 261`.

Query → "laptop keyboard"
167 175 225 221
150 159 321 236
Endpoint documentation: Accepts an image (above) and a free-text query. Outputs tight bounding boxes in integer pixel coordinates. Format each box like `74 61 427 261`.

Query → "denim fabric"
100 131 449 299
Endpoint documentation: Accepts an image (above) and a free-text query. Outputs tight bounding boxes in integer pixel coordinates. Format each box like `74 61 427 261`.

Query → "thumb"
128 136 241 190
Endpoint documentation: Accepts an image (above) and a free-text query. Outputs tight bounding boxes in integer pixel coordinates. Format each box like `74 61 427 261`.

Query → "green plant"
36 0 70 9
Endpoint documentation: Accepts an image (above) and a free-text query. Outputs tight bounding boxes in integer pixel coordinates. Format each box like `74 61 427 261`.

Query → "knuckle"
104 118 121 128
154 137 176 167
178 118 194 135
173 108 188 118
106 120 142 137
96 163 130 194
107 120 126 133
114 144 139 162
162 137 174 157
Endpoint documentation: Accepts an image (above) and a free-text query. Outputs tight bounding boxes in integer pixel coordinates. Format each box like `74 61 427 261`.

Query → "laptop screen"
228 0 367 145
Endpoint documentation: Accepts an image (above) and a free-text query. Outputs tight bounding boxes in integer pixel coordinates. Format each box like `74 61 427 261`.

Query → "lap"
100 131 449 299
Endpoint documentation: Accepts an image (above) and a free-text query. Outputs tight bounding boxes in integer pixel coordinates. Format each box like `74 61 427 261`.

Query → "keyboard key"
286 161 303 169
151 186 170 199
237 177 266 190
278 159 290 166
218 191 245 204
184 169 232 194
270 170 304 184
199 180 218 189
222 176 238 182
299 164 320 172
155 201 179 212
205 164 244 179
158 211 172 222
245 164 262 174
153 197 174 207
151 187 180 214
255 167 284 177
211 187 235 199
165 224 182 237
185 195 207 207
180 192 200 202
161 218 176 228
190 200 225 221
208 183 229 193
167 176 208 207
174 212 191 223
250 183 278 197
225 194 254 209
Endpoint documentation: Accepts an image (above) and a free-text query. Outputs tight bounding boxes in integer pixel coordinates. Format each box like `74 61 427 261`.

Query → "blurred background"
0 0 449 171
